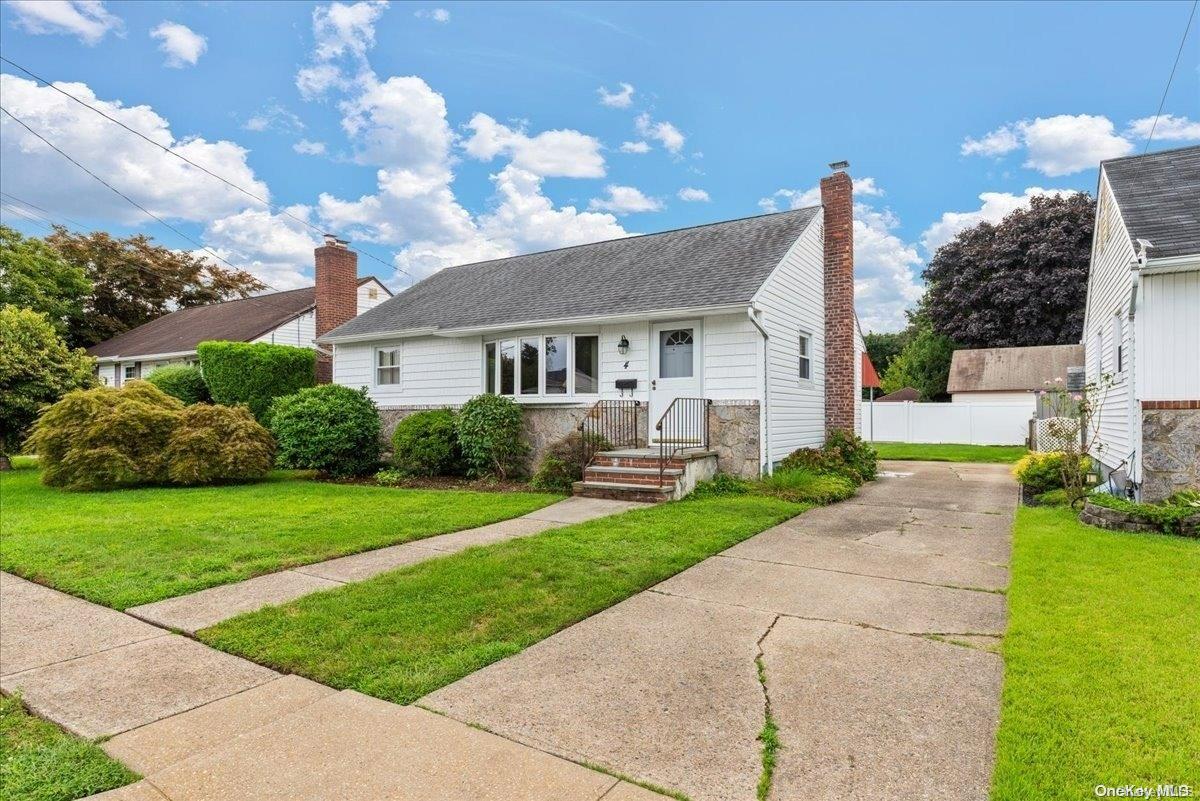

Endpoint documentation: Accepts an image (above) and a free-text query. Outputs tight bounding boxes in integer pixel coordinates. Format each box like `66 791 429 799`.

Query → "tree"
880 323 956 401
46 227 266 348
864 330 909 379
0 225 91 332
0 305 96 467
922 193 1095 348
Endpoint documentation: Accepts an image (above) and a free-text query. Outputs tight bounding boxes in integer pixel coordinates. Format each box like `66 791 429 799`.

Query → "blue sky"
1 0 1197 331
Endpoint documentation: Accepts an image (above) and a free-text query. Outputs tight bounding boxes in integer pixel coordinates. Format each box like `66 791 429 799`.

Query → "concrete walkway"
126 496 645 633
0 570 662 800
422 460 1016 800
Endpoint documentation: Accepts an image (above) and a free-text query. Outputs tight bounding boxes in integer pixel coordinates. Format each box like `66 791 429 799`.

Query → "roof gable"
87 287 316 358
1102 145 1200 260
326 207 820 339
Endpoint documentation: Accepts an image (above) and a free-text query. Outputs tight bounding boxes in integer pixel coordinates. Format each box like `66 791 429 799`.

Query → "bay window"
520 338 540 395
484 333 600 397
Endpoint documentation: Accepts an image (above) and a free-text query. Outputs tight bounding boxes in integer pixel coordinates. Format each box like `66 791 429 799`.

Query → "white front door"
649 320 703 443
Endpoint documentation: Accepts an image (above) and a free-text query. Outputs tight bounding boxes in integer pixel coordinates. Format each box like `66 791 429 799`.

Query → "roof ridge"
425 205 822 277
1101 142 1200 166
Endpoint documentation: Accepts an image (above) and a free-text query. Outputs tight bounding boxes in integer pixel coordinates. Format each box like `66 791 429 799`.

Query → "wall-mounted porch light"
617 335 630 355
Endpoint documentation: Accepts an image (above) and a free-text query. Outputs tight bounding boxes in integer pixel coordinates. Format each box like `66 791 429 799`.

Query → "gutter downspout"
747 304 771 476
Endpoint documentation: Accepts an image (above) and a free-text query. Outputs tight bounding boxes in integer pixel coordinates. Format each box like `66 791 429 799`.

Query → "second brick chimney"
820 162 856 434
314 234 358 384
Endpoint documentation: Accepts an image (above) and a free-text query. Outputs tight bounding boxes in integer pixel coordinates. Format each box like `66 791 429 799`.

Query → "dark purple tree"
922 193 1095 348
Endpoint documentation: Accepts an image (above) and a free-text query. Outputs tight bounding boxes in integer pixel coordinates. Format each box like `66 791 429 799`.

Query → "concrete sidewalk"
0 571 662 801
126 496 645 633
422 460 1016 800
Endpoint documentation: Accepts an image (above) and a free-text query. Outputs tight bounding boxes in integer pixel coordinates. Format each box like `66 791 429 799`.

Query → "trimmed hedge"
269 385 381 477
197 341 314 421
391 409 463 477
146 364 209 405
26 381 273 491
456 394 527 479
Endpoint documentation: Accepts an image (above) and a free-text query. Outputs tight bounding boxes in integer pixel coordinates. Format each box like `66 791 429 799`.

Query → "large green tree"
880 322 956 401
46 227 266 348
922 193 1095 348
0 305 96 466
864 330 909 379
0 225 91 333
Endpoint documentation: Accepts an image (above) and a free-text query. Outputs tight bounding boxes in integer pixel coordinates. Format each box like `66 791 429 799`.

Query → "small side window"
1112 314 1124 374
376 347 400 385
798 333 812 380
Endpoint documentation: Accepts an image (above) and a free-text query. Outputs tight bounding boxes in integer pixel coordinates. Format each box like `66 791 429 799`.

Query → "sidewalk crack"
754 614 782 801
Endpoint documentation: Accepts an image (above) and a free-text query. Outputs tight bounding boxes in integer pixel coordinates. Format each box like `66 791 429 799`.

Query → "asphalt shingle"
1102 144 1200 260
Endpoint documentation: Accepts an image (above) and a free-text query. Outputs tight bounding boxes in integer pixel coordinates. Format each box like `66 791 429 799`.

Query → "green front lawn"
870 442 1028 463
992 506 1200 799
0 465 559 610
199 494 806 704
0 694 138 801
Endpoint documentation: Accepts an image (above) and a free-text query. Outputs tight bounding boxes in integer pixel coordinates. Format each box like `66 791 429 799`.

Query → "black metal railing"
655 397 712 481
579 399 641 468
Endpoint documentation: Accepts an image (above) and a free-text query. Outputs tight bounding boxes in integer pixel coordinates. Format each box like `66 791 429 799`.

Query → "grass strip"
870 442 1027 463
991 506 1200 799
0 694 138 801
199 494 807 704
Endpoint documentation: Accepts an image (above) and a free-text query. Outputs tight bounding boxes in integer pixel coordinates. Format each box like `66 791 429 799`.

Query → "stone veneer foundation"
377 400 763 479
1139 404 1200 502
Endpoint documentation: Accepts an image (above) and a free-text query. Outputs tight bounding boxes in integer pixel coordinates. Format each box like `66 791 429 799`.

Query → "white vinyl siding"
1137 268 1200 400
701 313 760 401
357 279 389 314
752 212 826 462
333 336 481 406
1082 174 1136 474
255 309 316 348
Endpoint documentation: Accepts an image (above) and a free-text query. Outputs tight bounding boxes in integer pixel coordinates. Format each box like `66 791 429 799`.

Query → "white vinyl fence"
863 401 1032 446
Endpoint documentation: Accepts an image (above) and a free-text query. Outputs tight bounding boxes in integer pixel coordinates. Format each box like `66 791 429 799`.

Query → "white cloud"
414 8 450 23
312 0 388 61
920 187 1079 254
150 21 207 68
757 177 881 213
588 185 664 214
677 187 710 202
462 113 605 178
293 139 327 156
634 113 684 154
478 166 628 254
619 140 650 154
244 102 305 134
0 74 268 225
295 64 349 101
1127 114 1200 142
340 75 455 169
6 0 122 45
597 82 634 109
962 114 1134 176
200 206 322 290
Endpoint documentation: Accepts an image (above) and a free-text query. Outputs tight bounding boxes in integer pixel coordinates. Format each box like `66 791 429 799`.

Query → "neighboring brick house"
88 237 390 386
1082 145 1200 500
321 162 868 492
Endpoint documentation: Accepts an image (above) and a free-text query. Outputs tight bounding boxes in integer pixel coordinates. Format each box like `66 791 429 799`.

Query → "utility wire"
0 55 411 282
1142 0 1197 153
1 191 89 231
1 107 325 322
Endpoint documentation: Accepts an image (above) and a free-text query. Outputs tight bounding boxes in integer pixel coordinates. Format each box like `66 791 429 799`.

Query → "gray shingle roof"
1103 144 1200 260
947 344 1085 393
325 207 820 339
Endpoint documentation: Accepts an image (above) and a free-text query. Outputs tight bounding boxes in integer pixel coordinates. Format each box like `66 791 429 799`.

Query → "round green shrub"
1011 451 1089 494
391 409 462 476
146 365 210 405
456 394 527 479
779 429 877 485
269 384 381 477
165 404 275 485
530 432 609 492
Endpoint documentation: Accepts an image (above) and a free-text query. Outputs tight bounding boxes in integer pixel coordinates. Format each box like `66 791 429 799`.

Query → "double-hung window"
375 347 400 385
798 332 812 380
485 334 599 397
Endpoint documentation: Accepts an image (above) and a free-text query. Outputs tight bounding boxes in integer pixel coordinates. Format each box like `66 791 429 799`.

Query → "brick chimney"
820 161 856 434
314 234 357 384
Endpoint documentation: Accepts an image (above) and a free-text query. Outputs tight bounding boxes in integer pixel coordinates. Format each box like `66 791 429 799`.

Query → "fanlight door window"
658 329 695 379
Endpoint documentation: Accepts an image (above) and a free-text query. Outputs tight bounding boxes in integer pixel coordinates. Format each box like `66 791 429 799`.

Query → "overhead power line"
1142 0 1197 153
0 55 411 282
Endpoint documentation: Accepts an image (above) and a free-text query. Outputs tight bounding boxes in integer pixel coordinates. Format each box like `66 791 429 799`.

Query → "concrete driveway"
422 460 1016 800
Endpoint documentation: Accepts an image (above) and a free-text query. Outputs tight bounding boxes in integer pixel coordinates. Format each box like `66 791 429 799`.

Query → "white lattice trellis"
1034 416 1080 452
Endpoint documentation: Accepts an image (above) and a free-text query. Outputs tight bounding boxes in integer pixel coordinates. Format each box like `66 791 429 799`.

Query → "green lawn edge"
870 442 1028 464
991 506 1200 799
199 493 808 705
0 694 138 801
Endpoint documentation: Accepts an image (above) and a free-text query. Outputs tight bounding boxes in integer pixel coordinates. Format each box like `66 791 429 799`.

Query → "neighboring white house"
1082 144 1200 500
324 163 867 490
947 345 1085 410
88 250 390 386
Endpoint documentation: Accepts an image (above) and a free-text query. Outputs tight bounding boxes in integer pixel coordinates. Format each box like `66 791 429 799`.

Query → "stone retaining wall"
1140 407 1200 502
1078 501 1160 533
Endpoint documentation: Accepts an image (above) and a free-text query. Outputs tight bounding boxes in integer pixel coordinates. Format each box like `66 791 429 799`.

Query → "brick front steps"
574 448 718 502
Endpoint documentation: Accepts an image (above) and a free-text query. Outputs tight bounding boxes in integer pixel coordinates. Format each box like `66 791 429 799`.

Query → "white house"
88 241 390 386
947 345 1084 410
1082 144 1200 500
324 163 867 497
